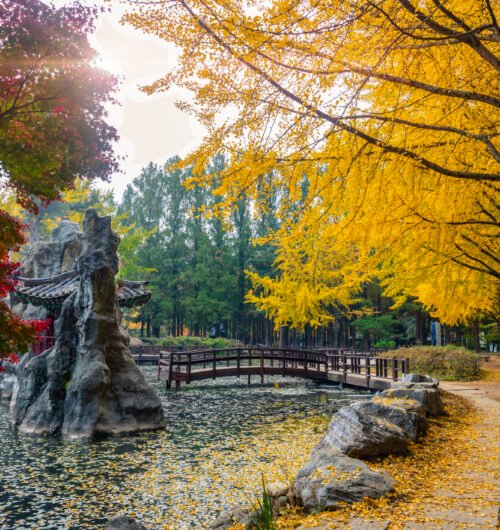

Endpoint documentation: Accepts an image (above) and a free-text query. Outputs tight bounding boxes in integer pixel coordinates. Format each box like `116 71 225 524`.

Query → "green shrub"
385 346 482 381
373 339 396 349
159 335 237 349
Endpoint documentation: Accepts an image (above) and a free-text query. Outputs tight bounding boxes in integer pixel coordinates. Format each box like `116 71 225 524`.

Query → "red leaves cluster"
6 353 19 364
0 353 20 373
29 319 52 334
0 0 120 213
0 211 35 358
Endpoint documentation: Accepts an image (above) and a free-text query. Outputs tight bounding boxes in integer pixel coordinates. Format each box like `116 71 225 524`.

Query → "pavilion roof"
15 271 151 311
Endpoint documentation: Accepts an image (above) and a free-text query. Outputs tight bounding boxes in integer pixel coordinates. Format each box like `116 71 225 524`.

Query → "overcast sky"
58 1 206 198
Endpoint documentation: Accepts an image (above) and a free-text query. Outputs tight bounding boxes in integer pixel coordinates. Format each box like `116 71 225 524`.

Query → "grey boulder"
402 373 439 386
105 515 147 530
293 447 394 512
315 406 408 459
381 386 443 416
207 505 256 529
352 396 428 440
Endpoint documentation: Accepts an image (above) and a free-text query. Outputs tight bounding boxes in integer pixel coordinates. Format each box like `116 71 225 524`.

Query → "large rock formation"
11 210 165 439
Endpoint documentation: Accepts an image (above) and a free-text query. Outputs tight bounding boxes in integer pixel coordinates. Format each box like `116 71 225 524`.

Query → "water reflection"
0 369 371 529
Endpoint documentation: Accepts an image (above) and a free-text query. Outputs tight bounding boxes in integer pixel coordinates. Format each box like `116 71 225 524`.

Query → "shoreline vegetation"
380 346 483 382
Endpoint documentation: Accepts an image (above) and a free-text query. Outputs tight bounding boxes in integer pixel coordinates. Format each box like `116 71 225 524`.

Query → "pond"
0 369 371 529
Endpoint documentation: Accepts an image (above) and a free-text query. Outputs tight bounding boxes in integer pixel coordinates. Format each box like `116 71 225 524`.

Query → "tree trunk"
305 324 312 349
279 325 289 348
473 319 481 353
351 325 356 350
415 311 423 345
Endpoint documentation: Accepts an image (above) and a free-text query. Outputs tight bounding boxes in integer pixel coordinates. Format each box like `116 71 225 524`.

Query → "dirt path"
442 354 500 402
419 372 500 530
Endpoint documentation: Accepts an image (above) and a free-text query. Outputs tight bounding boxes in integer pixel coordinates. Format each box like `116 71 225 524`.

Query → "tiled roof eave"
14 272 151 310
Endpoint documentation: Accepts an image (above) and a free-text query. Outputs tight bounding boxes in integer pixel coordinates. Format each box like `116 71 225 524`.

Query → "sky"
57 1 206 198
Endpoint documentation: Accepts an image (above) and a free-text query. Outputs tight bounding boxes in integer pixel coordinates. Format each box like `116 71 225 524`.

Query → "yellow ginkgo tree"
125 0 499 327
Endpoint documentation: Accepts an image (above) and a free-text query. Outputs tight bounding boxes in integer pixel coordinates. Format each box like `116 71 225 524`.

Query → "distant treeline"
118 155 279 344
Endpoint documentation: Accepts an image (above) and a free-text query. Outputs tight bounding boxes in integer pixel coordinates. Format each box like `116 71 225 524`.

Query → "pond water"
0 369 371 530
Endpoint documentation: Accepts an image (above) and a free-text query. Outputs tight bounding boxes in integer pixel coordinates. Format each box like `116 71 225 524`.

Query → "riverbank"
275 361 499 529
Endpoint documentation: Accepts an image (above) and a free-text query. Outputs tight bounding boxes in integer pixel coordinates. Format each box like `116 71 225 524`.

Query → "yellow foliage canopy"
125 0 500 326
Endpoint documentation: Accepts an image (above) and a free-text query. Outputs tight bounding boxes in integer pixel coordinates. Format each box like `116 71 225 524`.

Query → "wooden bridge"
157 347 410 391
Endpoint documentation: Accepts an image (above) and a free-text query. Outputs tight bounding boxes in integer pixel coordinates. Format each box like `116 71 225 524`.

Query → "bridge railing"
131 344 209 364
158 347 329 388
315 348 388 357
325 353 410 382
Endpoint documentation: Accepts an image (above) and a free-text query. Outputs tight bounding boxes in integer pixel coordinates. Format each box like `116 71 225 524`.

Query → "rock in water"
315 406 408 459
207 506 256 529
105 516 148 530
12 210 165 439
293 447 394 511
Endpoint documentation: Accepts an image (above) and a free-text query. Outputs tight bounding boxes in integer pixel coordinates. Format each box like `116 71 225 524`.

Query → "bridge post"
342 354 347 384
260 349 264 384
187 353 191 384
212 350 216 380
392 357 398 381
365 356 371 387
237 349 241 377
157 351 162 380
282 350 286 377
168 352 174 389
